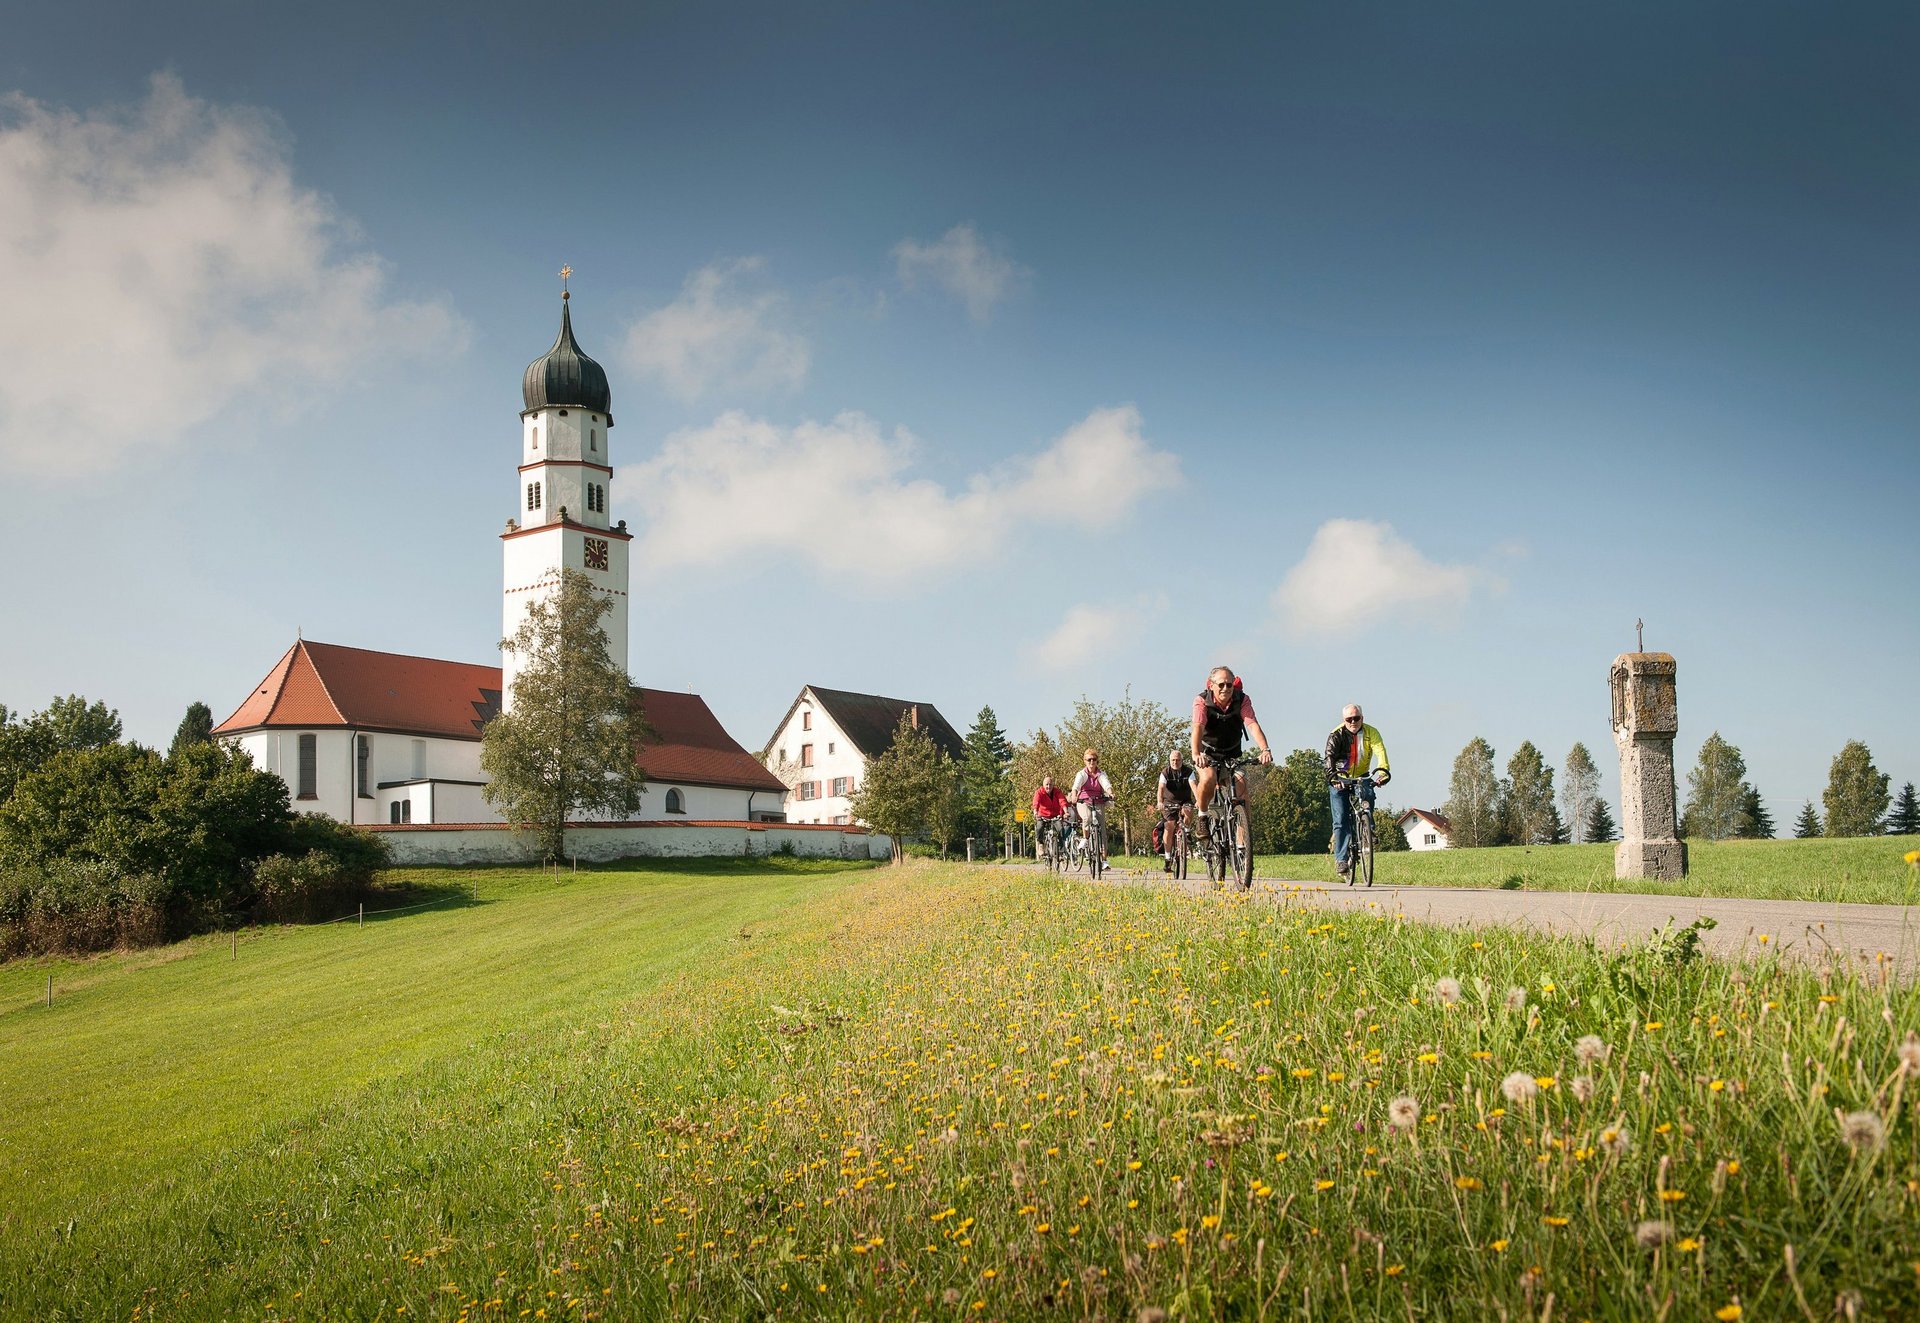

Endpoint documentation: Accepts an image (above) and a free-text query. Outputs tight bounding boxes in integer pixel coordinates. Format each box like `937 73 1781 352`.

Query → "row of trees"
0 696 384 956
1439 731 1912 849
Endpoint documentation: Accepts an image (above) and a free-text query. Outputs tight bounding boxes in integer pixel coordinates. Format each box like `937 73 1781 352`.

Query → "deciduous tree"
1560 743 1601 845
1053 689 1185 854
848 715 960 861
1822 741 1890 838
1250 749 1333 855
1444 738 1501 848
1681 732 1750 841
481 571 649 860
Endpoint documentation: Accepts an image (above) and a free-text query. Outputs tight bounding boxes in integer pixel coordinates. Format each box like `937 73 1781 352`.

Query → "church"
214 289 788 829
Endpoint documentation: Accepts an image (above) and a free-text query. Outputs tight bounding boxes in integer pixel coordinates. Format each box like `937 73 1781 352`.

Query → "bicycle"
1080 805 1107 880
1334 776 1381 888
1038 817 1069 873
1162 807 1192 881
1199 754 1258 891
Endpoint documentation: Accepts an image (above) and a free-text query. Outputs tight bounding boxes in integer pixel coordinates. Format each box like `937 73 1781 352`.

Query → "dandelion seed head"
1839 1109 1885 1153
1388 1095 1420 1130
1634 1219 1674 1249
1138 1310 1169 1323
1897 1032 1920 1075
1575 1035 1609 1065
1601 1125 1632 1155
1502 1071 1538 1104
1504 986 1528 1012
1571 1075 1596 1103
1435 977 1462 1005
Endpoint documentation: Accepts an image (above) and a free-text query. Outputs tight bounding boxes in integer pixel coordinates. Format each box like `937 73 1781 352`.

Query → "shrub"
0 860 168 958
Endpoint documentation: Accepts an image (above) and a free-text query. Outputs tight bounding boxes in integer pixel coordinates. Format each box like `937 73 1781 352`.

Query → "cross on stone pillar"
1610 651 1687 879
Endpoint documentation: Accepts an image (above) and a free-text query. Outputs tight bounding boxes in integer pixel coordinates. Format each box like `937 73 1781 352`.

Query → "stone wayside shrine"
1610 650 1687 880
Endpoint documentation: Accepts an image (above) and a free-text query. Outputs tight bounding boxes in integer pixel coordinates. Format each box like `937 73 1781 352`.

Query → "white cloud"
1029 596 1164 672
0 74 464 474
616 404 1177 589
1273 519 1482 634
892 223 1025 323
619 258 808 400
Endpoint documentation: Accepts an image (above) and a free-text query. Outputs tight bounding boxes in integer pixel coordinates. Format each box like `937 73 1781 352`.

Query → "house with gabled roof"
1395 808 1454 851
213 291 786 832
761 685 965 825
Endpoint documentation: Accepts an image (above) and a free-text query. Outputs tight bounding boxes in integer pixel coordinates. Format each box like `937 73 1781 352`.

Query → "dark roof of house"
799 685 965 760
215 640 784 793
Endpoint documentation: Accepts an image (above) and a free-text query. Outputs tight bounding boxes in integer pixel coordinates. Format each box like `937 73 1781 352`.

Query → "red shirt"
1032 786 1069 818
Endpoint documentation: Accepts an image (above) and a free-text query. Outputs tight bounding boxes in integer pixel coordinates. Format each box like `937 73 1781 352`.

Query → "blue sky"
2 2 1915 825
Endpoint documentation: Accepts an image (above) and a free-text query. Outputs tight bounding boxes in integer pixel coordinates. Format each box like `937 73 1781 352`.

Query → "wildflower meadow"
3 858 1917 1320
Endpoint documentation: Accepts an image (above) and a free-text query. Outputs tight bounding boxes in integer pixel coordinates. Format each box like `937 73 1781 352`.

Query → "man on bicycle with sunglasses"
1156 748 1197 873
1325 704 1390 882
1192 667 1274 835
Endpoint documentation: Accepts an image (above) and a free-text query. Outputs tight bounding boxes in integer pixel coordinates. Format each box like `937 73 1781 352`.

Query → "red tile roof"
1394 808 1454 834
216 640 784 793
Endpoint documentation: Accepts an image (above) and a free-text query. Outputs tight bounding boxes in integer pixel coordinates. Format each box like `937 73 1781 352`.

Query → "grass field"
3 858 1918 1320
1102 834 1920 906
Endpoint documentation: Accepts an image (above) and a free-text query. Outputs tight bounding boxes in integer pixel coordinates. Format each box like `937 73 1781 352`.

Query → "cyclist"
1325 703 1390 882
1191 666 1274 833
1157 748 1197 873
1069 749 1114 861
1032 774 1070 860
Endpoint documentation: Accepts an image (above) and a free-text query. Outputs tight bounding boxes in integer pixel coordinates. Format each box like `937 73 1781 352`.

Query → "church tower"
502 282 632 710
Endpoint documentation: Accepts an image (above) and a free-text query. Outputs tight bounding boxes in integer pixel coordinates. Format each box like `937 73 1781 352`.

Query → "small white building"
214 290 787 829
1396 808 1454 851
762 686 965 824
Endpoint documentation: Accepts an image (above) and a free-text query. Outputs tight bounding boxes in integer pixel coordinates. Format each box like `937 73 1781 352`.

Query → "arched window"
590 428 598 453
664 787 686 815
296 733 317 799
531 426 539 450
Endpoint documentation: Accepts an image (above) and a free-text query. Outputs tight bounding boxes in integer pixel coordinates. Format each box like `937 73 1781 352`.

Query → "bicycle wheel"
1088 813 1103 880
1171 823 1188 880
1230 801 1254 891
1356 806 1375 888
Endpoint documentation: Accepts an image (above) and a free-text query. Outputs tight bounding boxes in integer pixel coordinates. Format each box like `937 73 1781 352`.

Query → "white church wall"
368 821 893 866
637 782 777 822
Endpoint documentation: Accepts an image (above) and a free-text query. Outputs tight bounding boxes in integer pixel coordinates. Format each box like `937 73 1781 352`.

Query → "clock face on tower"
583 537 609 571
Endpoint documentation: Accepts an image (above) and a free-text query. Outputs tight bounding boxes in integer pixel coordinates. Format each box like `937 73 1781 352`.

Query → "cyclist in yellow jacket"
1325 704 1390 882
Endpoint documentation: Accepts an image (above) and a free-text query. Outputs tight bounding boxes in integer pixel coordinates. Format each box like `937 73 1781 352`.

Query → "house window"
800 743 814 767
831 777 850 797
297 733 317 799
801 711 811 731
356 735 372 798
1425 833 1437 846
833 815 849 825
411 739 426 779
390 801 413 824
527 481 542 511
665 788 686 814
531 426 539 450
799 781 818 801
391 802 402 824
590 428 598 452
827 741 834 754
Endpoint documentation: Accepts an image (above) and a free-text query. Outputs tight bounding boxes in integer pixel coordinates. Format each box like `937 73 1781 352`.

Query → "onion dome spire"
521 271 611 415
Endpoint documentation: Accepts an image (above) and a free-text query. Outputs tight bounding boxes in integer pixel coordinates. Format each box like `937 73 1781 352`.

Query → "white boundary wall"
369 820 891 866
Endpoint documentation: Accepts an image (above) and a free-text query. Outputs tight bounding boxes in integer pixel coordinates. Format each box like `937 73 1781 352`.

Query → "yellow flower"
1454 1176 1482 1190
1715 1306 1742 1321
1385 1264 1404 1276
1543 1215 1569 1227
1201 1215 1221 1229
1659 1190 1687 1203
1644 1021 1664 1031
1677 1238 1701 1252
1417 1052 1440 1064
1906 850 1920 866
1490 1239 1509 1252
1315 1180 1336 1191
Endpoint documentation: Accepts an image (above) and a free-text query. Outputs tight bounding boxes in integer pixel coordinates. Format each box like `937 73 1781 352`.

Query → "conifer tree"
1735 785 1774 839
1792 801 1823 839
1886 782 1920 836
957 706 1014 844
169 701 215 759
1585 798 1618 843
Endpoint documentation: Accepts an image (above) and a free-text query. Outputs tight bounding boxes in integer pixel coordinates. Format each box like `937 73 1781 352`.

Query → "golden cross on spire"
559 264 573 300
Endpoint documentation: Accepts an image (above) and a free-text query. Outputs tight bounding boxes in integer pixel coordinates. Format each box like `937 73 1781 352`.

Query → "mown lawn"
3 860 1917 1320
1104 834 1920 906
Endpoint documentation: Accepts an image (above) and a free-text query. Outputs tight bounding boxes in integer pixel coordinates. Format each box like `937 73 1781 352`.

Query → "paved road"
1088 865 1919 976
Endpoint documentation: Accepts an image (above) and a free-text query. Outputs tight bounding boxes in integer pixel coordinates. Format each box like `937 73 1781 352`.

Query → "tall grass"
3 861 1916 1320
1114 835 1920 906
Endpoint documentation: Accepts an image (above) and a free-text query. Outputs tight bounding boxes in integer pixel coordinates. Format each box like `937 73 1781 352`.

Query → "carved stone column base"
1615 840 1687 880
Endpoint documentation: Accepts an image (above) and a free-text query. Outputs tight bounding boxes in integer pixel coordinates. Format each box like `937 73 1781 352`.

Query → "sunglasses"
1344 716 1363 724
